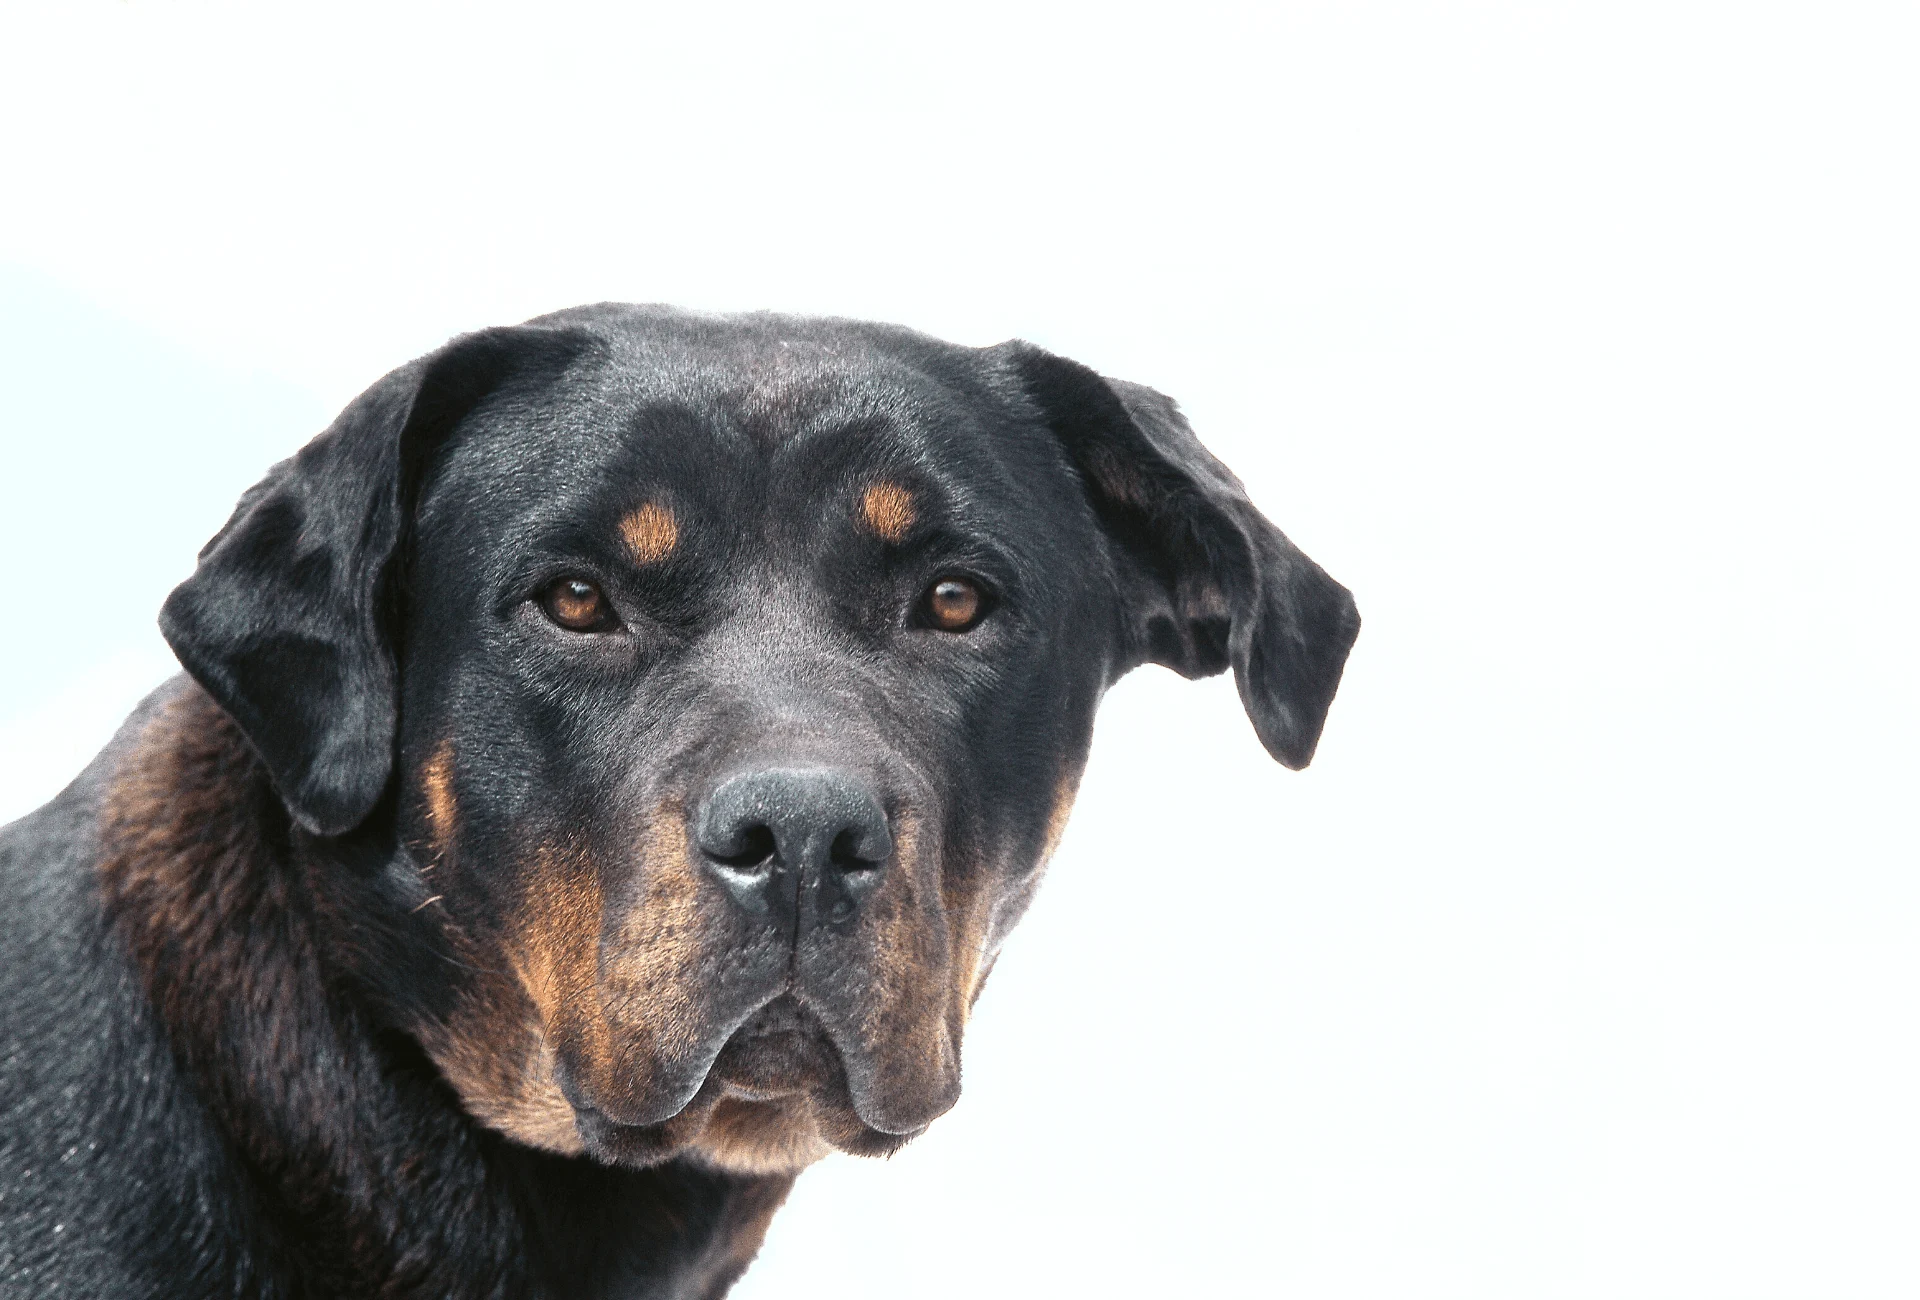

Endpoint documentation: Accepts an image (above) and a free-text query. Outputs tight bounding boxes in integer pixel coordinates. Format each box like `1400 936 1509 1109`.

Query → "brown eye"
922 577 985 632
539 577 614 632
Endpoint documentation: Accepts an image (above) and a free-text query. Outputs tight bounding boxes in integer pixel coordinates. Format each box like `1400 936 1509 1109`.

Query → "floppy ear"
995 342 1360 769
159 325 592 836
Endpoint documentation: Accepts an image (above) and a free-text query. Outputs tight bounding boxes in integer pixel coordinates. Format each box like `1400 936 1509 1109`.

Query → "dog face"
159 306 1358 1175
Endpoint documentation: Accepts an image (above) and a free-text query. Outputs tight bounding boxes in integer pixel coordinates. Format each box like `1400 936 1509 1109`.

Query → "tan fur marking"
512 842 603 1023
428 1020 584 1155
689 1098 833 1175
422 836 605 1157
1040 769 1083 865
860 481 916 543
421 740 456 856
609 808 709 1061
953 769 1085 1020
865 810 930 1006
949 885 998 1028
619 501 679 564
835 809 962 1123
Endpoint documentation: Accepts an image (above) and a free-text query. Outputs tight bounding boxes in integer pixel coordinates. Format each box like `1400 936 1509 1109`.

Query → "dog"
0 304 1358 1298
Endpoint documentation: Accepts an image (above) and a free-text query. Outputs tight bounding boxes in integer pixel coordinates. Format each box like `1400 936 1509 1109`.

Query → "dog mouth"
705 996 840 1100
560 994 924 1169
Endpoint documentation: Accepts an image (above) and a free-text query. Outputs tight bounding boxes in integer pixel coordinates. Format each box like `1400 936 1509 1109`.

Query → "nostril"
829 827 884 870
709 823 777 870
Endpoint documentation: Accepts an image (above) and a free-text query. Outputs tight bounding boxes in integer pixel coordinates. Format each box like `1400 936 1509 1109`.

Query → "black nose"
696 768 892 928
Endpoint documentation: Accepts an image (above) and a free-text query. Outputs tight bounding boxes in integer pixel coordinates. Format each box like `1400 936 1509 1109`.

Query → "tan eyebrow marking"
619 501 679 565
860 482 916 543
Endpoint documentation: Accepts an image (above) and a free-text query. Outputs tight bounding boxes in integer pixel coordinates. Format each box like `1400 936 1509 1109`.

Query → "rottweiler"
0 305 1358 1298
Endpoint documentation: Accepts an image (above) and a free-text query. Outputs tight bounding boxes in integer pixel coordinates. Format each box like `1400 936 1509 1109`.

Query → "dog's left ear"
160 325 592 836
994 342 1360 769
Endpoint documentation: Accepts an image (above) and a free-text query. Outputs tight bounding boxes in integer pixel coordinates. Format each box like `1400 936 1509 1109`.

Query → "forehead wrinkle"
600 344 897 454
753 352 953 453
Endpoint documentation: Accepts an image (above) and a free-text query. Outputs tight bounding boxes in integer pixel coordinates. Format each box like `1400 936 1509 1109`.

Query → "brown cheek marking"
1040 768 1083 865
948 882 998 1028
860 481 915 543
857 811 960 1096
425 838 607 1158
869 810 928 1004
420 740 457 860
513 840 615 1067
512 842 600 1020
607 805 710 1063
620 500 679 564
936 822 998 1028
953 768 1086 1020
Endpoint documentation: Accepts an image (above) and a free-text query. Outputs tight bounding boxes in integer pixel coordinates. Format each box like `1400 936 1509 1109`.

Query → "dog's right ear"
160 325 593 837
994 341 1359 769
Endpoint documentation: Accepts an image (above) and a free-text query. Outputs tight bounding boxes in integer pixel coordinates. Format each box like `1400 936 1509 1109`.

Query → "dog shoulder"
0 677 243 1296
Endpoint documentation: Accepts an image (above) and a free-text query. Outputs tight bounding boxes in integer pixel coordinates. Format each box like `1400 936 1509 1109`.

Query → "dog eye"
539 577 617 632
919 577 987 632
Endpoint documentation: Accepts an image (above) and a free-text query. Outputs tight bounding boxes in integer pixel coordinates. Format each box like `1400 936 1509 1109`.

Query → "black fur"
0 306 1357 1297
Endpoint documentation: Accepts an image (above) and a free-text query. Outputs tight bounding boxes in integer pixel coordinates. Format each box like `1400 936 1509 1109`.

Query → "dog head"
159 305 1358 1174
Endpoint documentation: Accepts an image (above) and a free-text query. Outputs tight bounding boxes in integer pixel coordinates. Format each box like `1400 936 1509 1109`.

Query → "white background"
2 3 1915 1296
